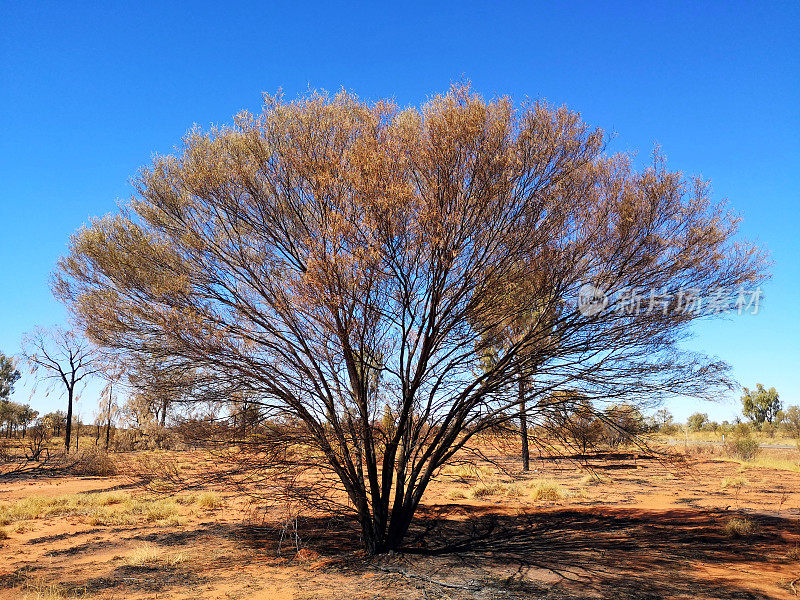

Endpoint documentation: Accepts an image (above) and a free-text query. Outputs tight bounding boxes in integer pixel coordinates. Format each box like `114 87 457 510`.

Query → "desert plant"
787 544 800 561
728 435 760 461
469 482 504 498
54 86 768 554
196 492 223 509
720 476 747 490
67 448 116 476
528 478 566 501
724 516 758 537
126 543 187 566
446 489 467 500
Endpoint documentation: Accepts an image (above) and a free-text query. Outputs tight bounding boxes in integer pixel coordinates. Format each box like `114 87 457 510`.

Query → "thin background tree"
21 327 101 452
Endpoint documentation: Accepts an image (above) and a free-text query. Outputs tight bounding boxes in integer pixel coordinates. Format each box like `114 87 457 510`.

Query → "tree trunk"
65 389 74 452
519 374 530 472
106 383 113 450
160 399 167 427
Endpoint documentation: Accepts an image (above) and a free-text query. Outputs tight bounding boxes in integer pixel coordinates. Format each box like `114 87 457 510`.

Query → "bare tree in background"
97 360 123 449
21 327 101 452
54 86 768 553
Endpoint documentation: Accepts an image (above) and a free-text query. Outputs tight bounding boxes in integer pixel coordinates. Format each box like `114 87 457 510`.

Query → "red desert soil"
1 448 799 599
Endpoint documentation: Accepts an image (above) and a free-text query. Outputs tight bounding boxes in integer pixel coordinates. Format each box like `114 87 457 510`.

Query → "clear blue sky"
1 1 798 422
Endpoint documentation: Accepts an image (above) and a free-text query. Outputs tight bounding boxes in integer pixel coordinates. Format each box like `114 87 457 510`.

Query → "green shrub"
728 435 759 461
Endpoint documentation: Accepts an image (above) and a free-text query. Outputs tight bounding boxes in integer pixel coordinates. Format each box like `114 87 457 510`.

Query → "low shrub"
67 449 117 476
727 435 760 461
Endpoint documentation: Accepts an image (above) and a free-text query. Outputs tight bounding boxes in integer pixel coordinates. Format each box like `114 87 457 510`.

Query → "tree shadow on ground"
263 506 795 599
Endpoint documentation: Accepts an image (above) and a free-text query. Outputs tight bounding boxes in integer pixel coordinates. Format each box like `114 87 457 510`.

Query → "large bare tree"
54 86 767 553
21 327 101 452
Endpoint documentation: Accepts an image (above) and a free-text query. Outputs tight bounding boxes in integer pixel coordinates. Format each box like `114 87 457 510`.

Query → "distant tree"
124 352 196 428
0 352 21 400
17 404 38 437
741 384 781 425
602 404 645 446
42 410 66 436
0 401 35 438
653 408 674 432
782 405 800 438
687 412 709 432
21 327 101 452
0 401 14 437
97 359 124 449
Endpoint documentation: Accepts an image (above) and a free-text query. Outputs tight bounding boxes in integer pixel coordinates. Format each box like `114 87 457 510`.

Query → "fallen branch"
374 565 483 591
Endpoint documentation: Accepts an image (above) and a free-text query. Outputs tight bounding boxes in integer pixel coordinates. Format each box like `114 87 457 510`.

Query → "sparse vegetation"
126 543 188 567
0 492 186 527
446 489 467 500
787 544 800 561
469 482 505 498
527 479 567 501
196 491 223 509
720 476 747 490
724 516 758 537
728 435 760 461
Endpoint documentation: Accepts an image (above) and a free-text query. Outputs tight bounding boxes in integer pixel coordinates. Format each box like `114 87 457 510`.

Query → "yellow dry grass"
126 543 188 567
0 492 187 527
527 479 567 501
720 476 747 490
724 517 758 537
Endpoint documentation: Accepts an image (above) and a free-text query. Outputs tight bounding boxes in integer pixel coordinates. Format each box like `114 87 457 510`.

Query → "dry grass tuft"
528 479 567 501
441 464 489 480
504 483 524 497
786 544 800 561
446 489 467 500
469 482 504 498
579 473 606 486
0 526 8 540
724 517 758 537
196 492 223 509
720 476 747 490
21 579 87 599
126 543 188 567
